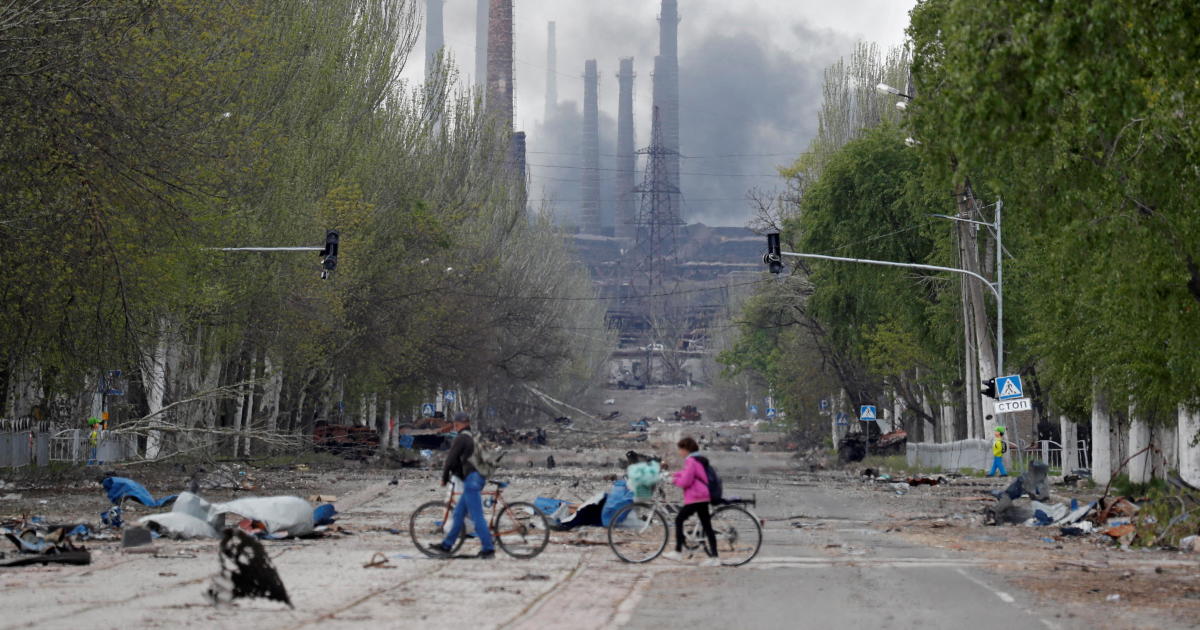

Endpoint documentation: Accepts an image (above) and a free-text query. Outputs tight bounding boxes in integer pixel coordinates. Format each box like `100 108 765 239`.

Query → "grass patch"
860 454 943 476
1108 474 1170 497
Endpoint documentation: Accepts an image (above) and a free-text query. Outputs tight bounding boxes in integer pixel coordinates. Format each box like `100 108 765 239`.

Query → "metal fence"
1 423 138 468
908 438 1091 473
1007 439 1090 473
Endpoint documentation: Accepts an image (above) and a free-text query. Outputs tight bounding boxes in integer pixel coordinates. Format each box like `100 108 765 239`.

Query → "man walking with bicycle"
430 412 495 559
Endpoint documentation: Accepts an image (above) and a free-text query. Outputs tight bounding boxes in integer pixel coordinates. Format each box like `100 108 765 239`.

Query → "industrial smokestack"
425 0 444 82
486 0 515 128
615 58 636 240
581 59 601 235
656 0 682 223
475 0 488 90
545 22 557 124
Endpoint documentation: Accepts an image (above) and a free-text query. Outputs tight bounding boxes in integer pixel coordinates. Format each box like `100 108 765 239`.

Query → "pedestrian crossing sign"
859 405 877 422
835 412 849 426
997 375 1024 400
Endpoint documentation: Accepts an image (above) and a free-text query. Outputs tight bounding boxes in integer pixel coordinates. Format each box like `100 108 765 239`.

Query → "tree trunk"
1155 423 1175 480
261 355 283 439
242 349 258 457
142 318 170 459
1091 386 1112 485
955 186 995 438
1178 405 1200 487
919 381 934 443
1127 404 1151 484
201 348 222 451
382 398 393 451
959 269 980 439
1060 415 1078 472
231 360 245 458
940 386 956 443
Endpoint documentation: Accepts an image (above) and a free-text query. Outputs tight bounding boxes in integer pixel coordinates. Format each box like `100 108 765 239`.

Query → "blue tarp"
534 497 566 516
398 434 415 449
600 480 634 527
313 503 338 527
102 477 177 507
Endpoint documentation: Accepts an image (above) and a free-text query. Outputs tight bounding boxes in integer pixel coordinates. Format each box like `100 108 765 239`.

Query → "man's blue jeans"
441 472 494 552
988 456 1008 477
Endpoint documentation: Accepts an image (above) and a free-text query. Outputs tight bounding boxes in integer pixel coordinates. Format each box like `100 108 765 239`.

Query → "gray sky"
402 0 916 227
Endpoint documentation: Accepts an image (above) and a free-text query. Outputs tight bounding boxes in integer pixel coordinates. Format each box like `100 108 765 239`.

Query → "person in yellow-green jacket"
987 426 1008 477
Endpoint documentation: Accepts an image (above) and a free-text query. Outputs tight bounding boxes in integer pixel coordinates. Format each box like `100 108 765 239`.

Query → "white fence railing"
908 438 1091 473
1 427 137 468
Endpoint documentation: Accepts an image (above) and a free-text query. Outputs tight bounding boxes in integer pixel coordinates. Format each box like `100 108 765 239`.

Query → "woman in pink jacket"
663 437 720 566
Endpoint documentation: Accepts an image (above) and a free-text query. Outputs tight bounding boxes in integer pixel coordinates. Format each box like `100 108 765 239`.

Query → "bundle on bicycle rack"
626 460 662 500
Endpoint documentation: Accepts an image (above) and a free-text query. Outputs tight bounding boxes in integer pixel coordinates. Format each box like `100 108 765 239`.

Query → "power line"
525 150 808 159
444 278 769 303
528 162 780 178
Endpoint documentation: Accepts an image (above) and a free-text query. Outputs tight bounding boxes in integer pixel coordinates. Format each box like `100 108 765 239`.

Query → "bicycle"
410 479 550 559
607 484 762 566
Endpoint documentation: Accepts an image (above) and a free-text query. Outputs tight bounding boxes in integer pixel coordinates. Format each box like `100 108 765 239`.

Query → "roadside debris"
103 476 178 508
140 491 334 539
121 526 154 548
1 518 92 567
205 528 292 608
363 551 395 569
985 462 1051 525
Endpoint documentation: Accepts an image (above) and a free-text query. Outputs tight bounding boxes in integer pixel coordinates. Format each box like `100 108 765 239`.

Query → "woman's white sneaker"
661 551 685 562
700 557 722 567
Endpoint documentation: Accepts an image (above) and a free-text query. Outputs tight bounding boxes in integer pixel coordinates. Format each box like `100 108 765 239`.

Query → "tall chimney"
486 0 515 128
544 22 557 124
425 0 444 82
656 0 681 222
475 0 488 90
581 59 601 235
615 58 636 240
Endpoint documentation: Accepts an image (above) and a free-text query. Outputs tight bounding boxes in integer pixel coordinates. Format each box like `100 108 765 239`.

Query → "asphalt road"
623 487 1062 630
0 454 1088 630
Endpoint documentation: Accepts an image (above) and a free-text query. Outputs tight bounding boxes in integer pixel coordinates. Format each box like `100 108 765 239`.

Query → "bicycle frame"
437 482 524 538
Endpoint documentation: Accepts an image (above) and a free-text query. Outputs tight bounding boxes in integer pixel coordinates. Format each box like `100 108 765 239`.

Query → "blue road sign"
819 399 830 411
421 403 435 417
859 405 878 422
766 407 777 418
996 375 1024 400
749 405 759 416
443 390 457 403
835 412 849 426
105 389 124 397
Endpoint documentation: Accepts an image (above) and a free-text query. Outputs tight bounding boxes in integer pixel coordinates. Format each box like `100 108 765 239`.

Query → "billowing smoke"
406 0 894 227
529 98 619 231
677 23 851 226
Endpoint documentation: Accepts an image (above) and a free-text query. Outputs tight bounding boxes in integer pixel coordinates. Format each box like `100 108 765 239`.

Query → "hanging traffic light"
764 233 783 274
320 230 339 278
981 377 997 399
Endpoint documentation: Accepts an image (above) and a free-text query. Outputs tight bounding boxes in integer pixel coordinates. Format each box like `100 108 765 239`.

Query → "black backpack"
694 456 724 505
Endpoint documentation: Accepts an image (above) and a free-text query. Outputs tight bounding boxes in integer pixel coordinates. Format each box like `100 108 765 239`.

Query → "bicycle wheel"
607 502 669 564
493 501 551 559
707 505 762 566
409 501 465 557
